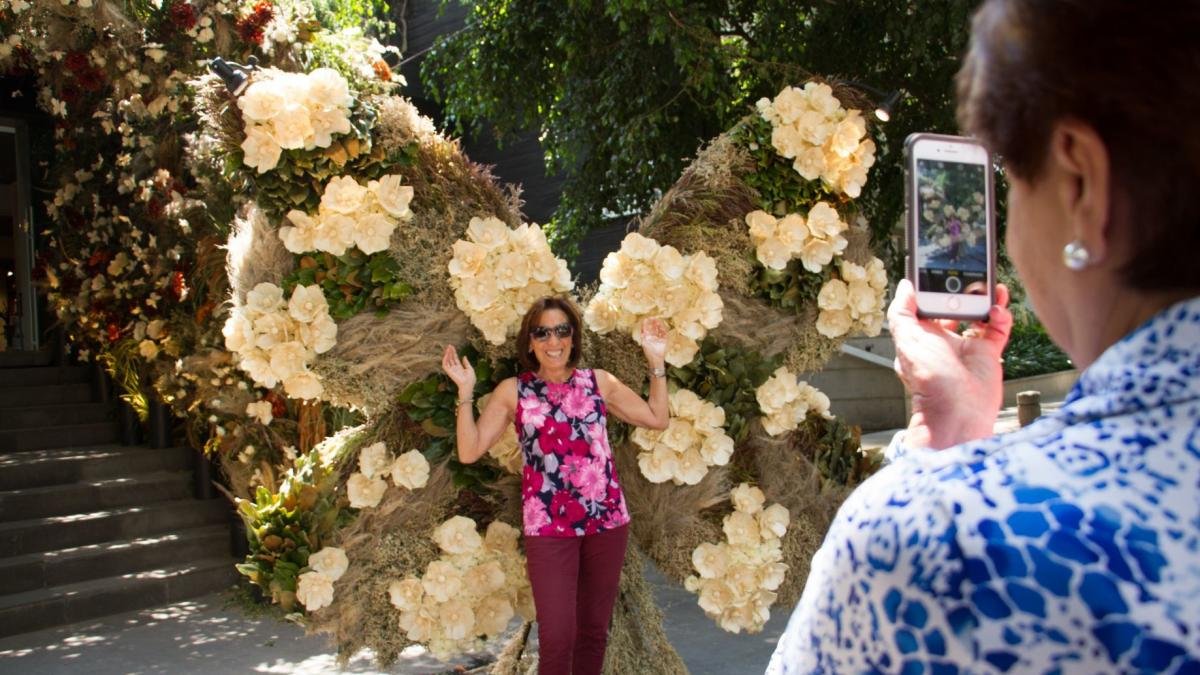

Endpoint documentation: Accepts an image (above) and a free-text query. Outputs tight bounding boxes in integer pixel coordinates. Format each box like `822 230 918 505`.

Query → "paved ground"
0 402 1057 674
0 564 788 674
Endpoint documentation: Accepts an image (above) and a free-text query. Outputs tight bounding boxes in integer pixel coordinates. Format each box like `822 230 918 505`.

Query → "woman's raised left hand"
641 317 668 367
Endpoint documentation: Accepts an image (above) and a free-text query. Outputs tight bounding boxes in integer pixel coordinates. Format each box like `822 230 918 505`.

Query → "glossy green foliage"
668 336 781 442
282 249 414 320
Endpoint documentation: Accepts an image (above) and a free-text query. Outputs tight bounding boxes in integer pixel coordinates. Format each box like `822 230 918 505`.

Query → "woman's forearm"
455 390 482 463
647 364 669 430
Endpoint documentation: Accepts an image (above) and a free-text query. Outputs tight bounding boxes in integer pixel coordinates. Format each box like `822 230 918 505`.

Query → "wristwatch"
651 366 666 378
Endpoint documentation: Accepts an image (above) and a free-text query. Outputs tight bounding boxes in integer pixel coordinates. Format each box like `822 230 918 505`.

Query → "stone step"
0 422 119 452
0 445 192 491
0 383 93 408
0 499 231 558
0 351 53 368
0 557 238 638
0 471 194 522
0 366 88 388
0 525 231 596
0 403 113 430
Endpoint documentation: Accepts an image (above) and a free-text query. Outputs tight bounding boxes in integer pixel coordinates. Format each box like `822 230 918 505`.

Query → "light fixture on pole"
842 80 904 123
208 56 259 96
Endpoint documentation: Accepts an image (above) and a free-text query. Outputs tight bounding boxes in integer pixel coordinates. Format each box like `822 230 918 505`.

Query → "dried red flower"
170 1 198 31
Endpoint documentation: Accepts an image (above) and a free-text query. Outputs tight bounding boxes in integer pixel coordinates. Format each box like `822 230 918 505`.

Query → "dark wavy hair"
957 0 1200 292
515 296 583 372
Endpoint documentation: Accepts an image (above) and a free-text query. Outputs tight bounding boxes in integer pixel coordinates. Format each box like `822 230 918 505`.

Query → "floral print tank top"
515 368 631 537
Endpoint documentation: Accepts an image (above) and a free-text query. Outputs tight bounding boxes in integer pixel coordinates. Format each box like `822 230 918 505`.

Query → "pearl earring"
1062 240 1091 271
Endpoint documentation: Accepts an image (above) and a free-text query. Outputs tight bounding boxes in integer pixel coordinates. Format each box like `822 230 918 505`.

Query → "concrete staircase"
0 350 237 637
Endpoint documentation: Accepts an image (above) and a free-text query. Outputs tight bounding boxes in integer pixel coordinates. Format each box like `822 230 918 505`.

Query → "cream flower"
433 516 482 555
351 212 394 254
467 216 509 250
438 599 475 641
697 579 735 616
620 232 659 260
390 449 430 489
723 511 761 547
296 571 334 611
238 80 286 121
484 521 520 554
241 127 283 174
464 560 506 595
138 339 159 360
271 102 314 150
421 560 463 603
308 316 337 354
759 504 790 540
252 313 294 352
321 176 368 214
817 279 849 311
245 400 273 425
638 444 678 484
284 371 323 400
448 240 487 278
493 251 531 290
246 282 285 314
700 433 734 466
287 285 328 324
756 237 792 271
388 578 424 612
347 473 387 508
474 594 514 637
369 174 414 219
816 307 854 338
358 441 391 479
268 341 309 381
401 610 436 642
675 448 708 485
308 547 349 580
665 330 701 368
305 67 352 111
731 484 766 514
652 245 686 280
583 295 621 334
692 542 729 579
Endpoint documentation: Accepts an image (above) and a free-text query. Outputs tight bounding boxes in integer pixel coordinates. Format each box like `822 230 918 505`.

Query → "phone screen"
915 158 989 296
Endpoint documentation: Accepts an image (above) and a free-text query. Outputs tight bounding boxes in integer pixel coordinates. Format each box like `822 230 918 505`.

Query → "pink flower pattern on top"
516 369 631 537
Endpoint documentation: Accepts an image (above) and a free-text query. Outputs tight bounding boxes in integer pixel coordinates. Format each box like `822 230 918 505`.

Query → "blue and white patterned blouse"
768 296 1200 674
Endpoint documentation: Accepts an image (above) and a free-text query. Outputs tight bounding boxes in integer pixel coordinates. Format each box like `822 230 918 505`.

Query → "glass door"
0 119 36 351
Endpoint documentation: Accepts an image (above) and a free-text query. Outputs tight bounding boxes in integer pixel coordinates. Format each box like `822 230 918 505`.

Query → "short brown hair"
515 296 583 372
957 0 1200 292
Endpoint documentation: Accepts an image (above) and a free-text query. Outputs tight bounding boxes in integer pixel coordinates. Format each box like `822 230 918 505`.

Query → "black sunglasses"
530 322 574 341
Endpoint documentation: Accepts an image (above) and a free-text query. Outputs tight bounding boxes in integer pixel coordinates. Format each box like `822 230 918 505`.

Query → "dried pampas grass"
225 203 294 305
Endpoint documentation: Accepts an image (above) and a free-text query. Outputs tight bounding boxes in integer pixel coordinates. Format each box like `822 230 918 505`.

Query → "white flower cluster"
296 546 349 612
222 283 337 400
279 174 414 255
816 257 888 339
756 82 877 198
389 517 535 660
346 441 431 509
584 233 723 367
238 68 355 173
755 366 832 437
631 388 734 485
685 484 789 634
135 318 168 361
745 202 848 273
447 216 573 345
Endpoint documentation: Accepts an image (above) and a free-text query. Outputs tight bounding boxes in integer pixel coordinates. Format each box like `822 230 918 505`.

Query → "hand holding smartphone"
904 133 996 320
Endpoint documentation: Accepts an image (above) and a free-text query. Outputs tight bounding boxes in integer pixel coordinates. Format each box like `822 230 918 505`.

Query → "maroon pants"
524 524 629 675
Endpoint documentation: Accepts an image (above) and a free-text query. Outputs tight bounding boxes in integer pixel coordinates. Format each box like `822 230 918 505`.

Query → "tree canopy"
423 0 981 267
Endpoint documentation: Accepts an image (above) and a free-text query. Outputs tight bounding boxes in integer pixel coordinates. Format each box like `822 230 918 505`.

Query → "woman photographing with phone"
442 296 669 675
770 0 1200 672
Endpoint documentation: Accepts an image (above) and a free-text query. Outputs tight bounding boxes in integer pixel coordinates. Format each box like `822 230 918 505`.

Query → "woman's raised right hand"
441 345 476 394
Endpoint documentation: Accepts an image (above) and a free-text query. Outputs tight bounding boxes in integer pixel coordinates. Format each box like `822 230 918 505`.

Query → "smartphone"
904 133 996 320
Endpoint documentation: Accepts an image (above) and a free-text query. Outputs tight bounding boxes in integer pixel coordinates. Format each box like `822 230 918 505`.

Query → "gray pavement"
0 564 788 675
0 402 1059 674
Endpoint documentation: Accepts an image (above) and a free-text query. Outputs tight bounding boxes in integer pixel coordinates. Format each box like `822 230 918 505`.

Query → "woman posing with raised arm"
441 296 668 675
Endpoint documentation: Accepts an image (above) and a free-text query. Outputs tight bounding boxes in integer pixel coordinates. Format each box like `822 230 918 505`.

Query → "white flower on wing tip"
308 546 349 581
296 571 334 610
